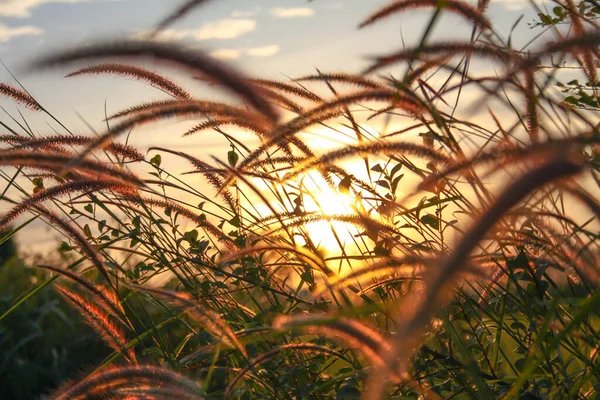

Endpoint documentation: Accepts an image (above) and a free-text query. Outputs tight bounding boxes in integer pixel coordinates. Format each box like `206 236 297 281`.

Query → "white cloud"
0 0 93 18
131 28 188 43
0 24 44 42
246 45 280 57
132 19 256 43
192 19 256 40
271 7 314 18
209 48 242 60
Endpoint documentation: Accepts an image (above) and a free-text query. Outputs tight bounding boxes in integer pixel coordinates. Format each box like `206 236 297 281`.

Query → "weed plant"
1 0 600 398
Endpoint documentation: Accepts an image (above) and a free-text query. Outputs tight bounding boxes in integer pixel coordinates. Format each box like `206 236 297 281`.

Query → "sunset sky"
0 0 547 129
0 0 556 252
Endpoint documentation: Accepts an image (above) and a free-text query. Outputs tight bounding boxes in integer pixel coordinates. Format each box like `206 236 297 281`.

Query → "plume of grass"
148 146 237 211
27 40 279 122
236 89 422 177
274 314 394 374
0 82 41 110
66 63 191 99
365 42 517 73
183 117 269 137
379 157 583 390
515 32 600 73
359 0 492 30
123 195 240 251
0 149 144 186
295 73 385 90
70 99 270 163
55 285 136 363
133 285 247 357
316 255 427 295
0 179 137 231
257 86 306 113
417 136 598 192
283 141 449 181
38 265 129 326
268 213 398 241
251 79 323 103
2 134 145 161
30 204 115 290
107 99 268 125
234 109 344 178
54 365 203 400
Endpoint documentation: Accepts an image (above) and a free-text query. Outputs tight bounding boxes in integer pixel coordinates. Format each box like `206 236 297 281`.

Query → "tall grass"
1 0 600 398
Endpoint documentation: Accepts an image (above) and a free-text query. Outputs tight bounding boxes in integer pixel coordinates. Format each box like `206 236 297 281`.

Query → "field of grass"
1 0 600 398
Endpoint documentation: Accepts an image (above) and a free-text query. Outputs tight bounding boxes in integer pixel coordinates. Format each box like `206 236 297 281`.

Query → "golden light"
293 169 368 255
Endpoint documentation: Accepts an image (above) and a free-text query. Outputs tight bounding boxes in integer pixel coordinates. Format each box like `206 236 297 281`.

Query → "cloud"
209 48 242 60
246 45 280 57
0 24 44 42
0 0 93 18
270 7 314 18
209 45 280 60
192 19 256 40
133 19 256 43
131 28 187 43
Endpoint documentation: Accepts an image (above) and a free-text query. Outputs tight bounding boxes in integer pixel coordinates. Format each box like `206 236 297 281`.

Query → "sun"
294 170 367 255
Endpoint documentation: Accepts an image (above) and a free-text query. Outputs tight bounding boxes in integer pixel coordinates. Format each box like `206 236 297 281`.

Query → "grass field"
1 0 600 398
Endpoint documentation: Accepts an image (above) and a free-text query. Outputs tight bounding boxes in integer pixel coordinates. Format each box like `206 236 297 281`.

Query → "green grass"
1 0 600 398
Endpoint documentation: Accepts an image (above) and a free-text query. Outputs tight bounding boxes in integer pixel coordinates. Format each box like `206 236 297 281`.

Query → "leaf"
390 162 403 178
420 214 439 230
84 204 94 214
370 163 384 173
83 224 92 238
375 179 390 190
338 175 352 195
227 148 239 167
229 215 241 227
183 229 198 243
373 243 390 256
59 242 72 252
391 174 404 194
150 154 162 167
552 6 564 17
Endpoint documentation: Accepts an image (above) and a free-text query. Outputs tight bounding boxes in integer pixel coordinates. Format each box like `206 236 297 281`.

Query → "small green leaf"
564 96 579 105
84 204 94 214
390 162 403 178
150 154 162 167
229 215 241 227
391 174 404 194
338 175 352 195
183 229 199 243
375 179 390 190
370 164 384 173
420 214 439 230
227 148 239 167
83 224 92 238
59 242 72 252
552 6 563 17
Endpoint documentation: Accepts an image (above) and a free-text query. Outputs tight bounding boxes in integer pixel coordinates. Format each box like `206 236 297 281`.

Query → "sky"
0 0 550 130
0 0 559 253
